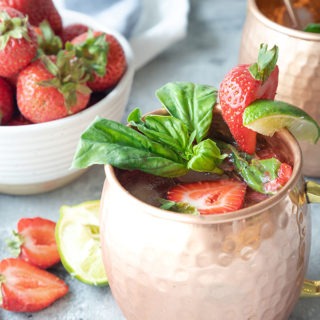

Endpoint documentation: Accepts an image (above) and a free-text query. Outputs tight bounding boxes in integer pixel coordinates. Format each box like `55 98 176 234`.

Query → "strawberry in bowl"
0 6 134 195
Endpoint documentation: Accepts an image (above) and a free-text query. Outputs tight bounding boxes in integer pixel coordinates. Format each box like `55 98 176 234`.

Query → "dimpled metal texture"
100 128 310 320
238 0 320 177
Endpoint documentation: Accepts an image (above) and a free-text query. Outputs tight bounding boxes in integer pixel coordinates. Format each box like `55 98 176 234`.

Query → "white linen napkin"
54 0 189 70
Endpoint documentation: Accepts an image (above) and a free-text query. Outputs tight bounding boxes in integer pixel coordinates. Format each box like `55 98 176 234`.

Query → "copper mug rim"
104 109 303 225
248 0 320 41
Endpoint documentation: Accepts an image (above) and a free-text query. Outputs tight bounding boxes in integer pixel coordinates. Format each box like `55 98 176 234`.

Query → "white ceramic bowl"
0 9 134 195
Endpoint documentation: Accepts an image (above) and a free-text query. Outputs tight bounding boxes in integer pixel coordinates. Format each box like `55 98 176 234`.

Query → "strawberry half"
0 258 68 312
219 44 279 154
8 217 60 269
167 179 247 214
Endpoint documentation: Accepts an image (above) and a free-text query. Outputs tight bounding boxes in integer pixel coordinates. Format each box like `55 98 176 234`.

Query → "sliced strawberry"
9 217 60 269
219 44 279 154
0 258 68 312
167 179 246 214
264 162 292 193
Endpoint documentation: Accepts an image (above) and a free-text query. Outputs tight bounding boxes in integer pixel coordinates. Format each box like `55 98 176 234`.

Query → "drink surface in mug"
115 125 289 211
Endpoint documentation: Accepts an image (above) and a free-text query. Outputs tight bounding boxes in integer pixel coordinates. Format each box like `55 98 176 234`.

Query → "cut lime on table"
55 200 108 286
243 100 320 143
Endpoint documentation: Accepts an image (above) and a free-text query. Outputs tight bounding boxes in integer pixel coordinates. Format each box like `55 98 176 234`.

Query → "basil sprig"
72 82 225 177
226 144 281 194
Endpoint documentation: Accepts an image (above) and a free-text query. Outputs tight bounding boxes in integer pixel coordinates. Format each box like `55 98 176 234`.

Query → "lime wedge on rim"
243 100 320 143
55 200 108 286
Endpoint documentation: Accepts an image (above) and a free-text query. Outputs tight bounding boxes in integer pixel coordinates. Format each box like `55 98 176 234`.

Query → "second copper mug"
239 0 320 177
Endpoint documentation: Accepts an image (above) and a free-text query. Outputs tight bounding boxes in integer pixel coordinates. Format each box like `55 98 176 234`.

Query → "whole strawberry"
61 23 89 44
17 52 91 123
219 44 279 154
0 77 14 124
0 7 38 77
0 0 62 34
71 31 126 91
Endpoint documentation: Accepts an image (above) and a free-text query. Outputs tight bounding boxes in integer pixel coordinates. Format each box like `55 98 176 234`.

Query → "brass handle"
301 180 320 297
301 280 320 297
306 180 320 203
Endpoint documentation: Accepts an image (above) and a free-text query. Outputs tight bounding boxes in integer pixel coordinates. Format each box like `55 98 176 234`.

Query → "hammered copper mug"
239 0 320 177
99 109 320 320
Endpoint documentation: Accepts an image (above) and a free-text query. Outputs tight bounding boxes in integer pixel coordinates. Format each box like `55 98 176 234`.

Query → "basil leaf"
128 108 190 155
156 82 217 143
72 117 188 177
304 23 320 33
229 145 281 194
188 139 226 174
159 199 199 215
127 107 143 124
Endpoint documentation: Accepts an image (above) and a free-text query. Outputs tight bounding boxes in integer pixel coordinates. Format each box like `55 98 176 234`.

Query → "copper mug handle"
301 181 320 297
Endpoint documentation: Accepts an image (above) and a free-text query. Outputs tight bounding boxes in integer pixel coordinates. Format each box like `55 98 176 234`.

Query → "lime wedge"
55 200 108 286
243 100 320 143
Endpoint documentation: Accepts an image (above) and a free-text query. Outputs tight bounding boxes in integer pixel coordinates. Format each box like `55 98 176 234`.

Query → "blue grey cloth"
61 0 141 37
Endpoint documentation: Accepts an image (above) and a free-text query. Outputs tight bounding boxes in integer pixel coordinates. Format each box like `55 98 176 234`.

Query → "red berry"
9 217 61 269
0 7 38 77
167 179 247 214
72 31 126 91
0 77 14 124
17 55 91 123
0 258 68 312
62 23 89 43
219 44 279 154
0 0 62 34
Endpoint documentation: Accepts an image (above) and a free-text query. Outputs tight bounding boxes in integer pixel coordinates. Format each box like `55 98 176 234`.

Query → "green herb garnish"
72 82 225 177
304 23 320 34
159 199 199 215
225 143 282 194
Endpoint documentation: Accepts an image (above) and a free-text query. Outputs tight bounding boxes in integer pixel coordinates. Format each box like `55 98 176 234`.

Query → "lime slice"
55 200 108 286
243 100 320 143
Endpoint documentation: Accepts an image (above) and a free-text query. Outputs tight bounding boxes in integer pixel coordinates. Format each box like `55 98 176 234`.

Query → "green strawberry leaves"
249 44 278 83
0 12 31 50
39 50 91 109
36 20 63 55
66 30 108 77
72 82 225 177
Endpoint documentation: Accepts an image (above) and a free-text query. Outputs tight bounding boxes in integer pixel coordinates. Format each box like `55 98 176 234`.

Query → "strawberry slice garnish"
219 44 279 154
167 179 246 214
8 217 60 269
0 258 68 312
